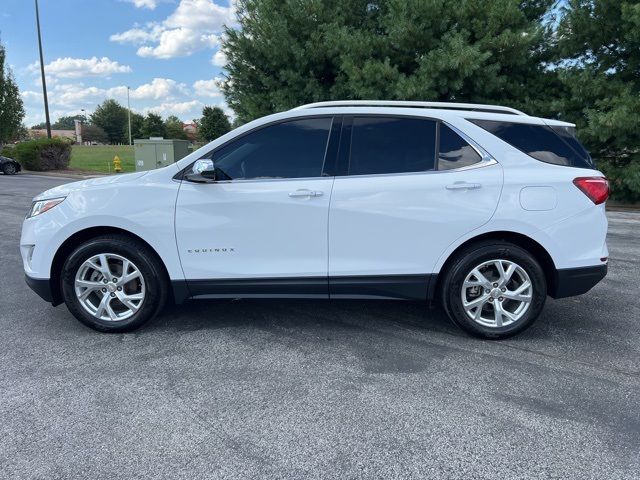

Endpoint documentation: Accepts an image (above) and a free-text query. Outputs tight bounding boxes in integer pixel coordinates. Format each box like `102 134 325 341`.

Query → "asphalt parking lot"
1 173 639 479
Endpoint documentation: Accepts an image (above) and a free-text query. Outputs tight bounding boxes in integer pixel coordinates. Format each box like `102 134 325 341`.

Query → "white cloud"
29 56 131 79
125 0 159 9
211 49 227 67
109 78 188 100
21 90 43 102
21 78 191 118
144 100 203 116
111 0 235 59
192 78 223 98
138 28 219 59
110 24 163 45
164 0 231 31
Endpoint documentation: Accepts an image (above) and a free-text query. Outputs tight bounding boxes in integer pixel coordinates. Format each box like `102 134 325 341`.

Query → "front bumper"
550 264 608 299
25 275 59 305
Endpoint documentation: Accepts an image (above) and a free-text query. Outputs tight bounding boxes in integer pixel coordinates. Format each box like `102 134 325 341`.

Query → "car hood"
34 171 149 201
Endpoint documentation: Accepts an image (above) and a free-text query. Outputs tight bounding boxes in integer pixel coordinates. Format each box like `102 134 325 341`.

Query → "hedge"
13 138 72 171
598 158 640 203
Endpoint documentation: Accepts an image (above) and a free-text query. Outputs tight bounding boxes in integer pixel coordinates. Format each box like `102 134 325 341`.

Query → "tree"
52 115 85 130
141 112 167 138
81 124 108 144
0 38 25 145
90 99 128 144
164 115 188 140
124 112 144 142
221 0 556 123
554 0 640 201
10 124 29 142
198 106 231 141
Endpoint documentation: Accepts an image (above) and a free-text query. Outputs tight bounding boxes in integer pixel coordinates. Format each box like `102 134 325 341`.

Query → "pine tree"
221 0 555 123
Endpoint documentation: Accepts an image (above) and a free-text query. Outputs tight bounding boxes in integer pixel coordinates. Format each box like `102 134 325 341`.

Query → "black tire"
3 163 17 175
440 240 547 339
61 234 168 332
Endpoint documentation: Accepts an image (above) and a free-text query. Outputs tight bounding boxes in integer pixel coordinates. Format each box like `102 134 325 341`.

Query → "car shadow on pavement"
151 298 454 335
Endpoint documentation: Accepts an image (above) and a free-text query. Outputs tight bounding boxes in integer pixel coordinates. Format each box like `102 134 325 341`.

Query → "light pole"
127 86 132 145
80 108 87 122
35 0 51 138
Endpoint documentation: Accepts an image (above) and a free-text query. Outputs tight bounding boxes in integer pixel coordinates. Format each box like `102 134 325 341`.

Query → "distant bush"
13 138 72 171
1 145 15 158
598 157 640 203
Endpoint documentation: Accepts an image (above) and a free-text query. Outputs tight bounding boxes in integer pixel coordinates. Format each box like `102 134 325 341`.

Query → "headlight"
27 197 66 219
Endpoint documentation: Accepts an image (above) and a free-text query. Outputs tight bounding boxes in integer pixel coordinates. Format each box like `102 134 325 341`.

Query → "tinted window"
470 119 594 169
211 117 332 179
550 125 593 166
349 117 436 175
438 124 482 170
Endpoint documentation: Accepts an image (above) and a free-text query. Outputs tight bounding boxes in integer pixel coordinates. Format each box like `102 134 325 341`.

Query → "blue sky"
1 0 233 127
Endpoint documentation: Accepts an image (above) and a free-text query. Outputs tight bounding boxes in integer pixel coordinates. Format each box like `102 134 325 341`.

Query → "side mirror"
184 158 216 183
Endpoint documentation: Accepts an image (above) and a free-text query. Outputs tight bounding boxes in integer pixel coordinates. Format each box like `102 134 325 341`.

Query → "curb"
606 201 640 212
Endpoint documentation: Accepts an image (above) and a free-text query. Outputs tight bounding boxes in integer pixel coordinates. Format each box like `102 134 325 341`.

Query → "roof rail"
291 100 527 116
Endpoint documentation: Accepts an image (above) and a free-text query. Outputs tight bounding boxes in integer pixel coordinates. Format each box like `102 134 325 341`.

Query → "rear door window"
438 124 482 170
470 119 594 169
348 117 436 175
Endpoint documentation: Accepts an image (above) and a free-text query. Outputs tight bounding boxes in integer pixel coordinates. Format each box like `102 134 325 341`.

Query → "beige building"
30 129 76 141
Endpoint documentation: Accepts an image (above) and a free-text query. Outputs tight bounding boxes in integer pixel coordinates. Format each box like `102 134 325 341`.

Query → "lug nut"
498 297 504 301
112 278 118 283
493 283 498 287
110 293 116 297
485 289 490 294
117 286 122 291
101 288 106 292
103 279 108 284
488 298 494 302
501 287 506 292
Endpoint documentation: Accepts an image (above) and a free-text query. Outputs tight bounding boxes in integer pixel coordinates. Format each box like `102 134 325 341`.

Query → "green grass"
69 145 135 173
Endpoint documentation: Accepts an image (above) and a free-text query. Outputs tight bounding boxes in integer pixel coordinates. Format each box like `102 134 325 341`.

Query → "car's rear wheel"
441 241 547 339
61 234 167 332
3 163 17 175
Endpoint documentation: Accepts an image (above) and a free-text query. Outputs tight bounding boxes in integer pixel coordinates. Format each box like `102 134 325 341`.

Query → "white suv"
21 101 609 338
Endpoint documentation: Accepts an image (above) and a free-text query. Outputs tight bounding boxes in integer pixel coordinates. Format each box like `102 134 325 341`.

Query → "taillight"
573 177 609 205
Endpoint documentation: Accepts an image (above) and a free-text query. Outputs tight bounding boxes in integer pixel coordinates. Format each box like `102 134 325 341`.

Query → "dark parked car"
0 155 21 175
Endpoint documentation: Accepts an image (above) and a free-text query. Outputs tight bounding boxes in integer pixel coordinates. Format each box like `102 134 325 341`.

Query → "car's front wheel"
61 234 167 332
441 241 547 339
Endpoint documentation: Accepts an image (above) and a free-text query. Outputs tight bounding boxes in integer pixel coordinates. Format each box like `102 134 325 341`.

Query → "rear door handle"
446 182 481 190
288 189 323 198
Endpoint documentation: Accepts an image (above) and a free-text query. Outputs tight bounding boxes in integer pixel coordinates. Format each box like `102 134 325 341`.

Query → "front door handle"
288 189 324 198
446 182 482 190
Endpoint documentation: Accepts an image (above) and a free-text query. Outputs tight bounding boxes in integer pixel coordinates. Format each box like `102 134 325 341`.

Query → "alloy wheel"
460 259 533 328
74 253 146 321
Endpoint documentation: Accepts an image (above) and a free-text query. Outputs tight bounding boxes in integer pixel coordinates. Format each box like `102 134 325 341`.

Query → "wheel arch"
49 226 171 306
429 231 557 303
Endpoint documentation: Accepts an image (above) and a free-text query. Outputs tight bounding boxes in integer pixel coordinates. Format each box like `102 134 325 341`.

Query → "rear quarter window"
469 119 595 169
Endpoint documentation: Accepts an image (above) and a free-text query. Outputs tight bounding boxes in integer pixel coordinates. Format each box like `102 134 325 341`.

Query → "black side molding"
184 276 329 299
174 274 432 302
550 264 607 299
330 274 431 300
